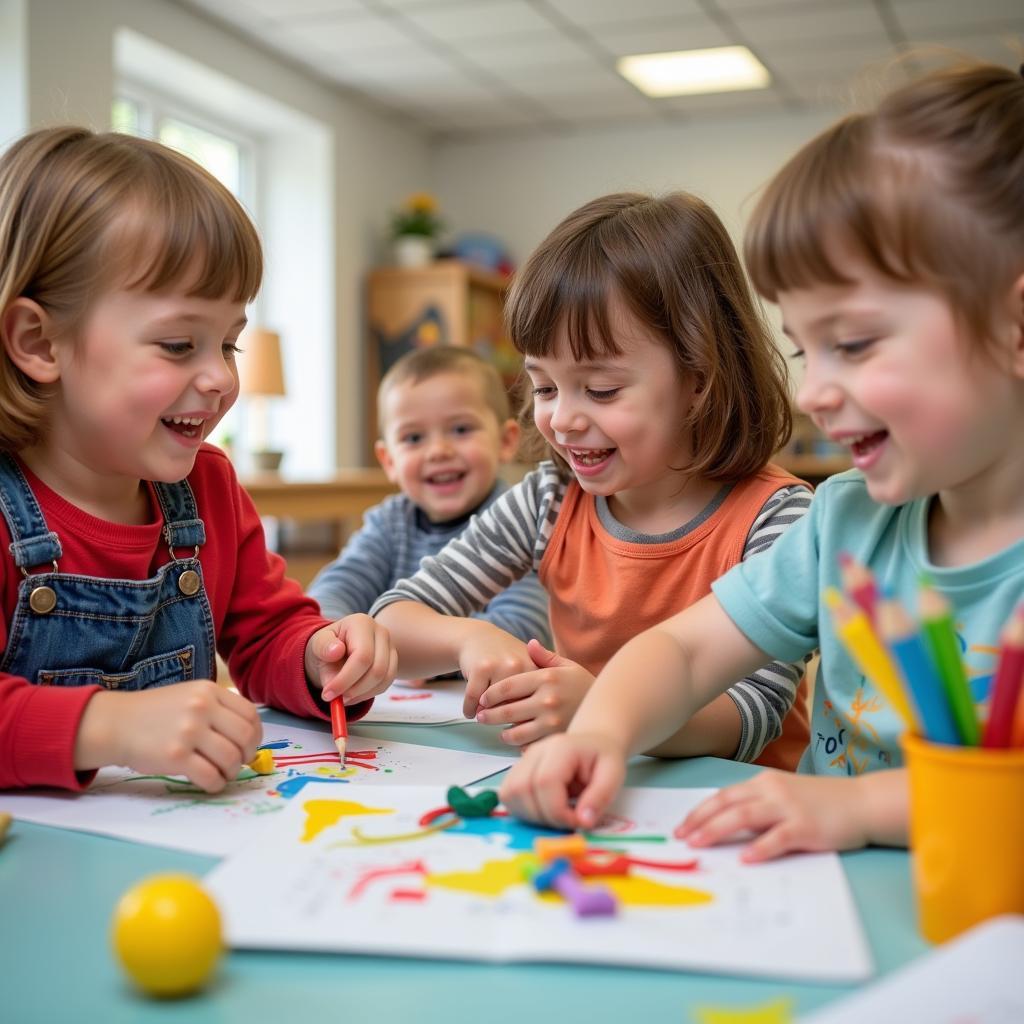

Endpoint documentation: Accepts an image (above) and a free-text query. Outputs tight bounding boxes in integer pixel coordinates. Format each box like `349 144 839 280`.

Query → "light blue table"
2 711 929 1023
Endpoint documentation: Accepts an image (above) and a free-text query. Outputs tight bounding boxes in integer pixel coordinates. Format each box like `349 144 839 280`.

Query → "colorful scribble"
301 799 392 842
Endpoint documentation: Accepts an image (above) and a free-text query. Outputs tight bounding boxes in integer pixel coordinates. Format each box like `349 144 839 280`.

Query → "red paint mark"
418 805 509 827
348 860 427 900
273 749 380 772
389 888 426 901
389 693 433 702
589 849 699 872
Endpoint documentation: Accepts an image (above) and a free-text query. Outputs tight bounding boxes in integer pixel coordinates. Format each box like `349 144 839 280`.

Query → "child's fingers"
682 795 779 849
739 822 805 863
674 779 758 838
462 673 490 719
572 756 625 830
477 671 537 710
182 750 234 794
214 690 263 761
194 727 246 785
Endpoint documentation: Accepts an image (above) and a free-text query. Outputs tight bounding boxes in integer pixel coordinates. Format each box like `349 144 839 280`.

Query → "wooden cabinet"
365 261 519 462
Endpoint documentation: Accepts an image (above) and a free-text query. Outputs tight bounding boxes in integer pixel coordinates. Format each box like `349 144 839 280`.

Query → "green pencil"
919 584 980 745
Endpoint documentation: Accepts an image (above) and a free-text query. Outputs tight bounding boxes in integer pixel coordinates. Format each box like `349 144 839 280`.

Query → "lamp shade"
238 328 286 397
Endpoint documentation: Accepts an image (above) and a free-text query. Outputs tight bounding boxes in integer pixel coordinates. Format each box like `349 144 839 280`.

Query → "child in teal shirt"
501 60 1024 860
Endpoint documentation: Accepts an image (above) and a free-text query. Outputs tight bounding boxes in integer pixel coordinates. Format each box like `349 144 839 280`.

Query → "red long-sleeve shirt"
0 446 365 790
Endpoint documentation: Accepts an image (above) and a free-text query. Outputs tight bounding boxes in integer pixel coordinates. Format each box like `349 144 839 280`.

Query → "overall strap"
0 453 63 570
152 478 207 553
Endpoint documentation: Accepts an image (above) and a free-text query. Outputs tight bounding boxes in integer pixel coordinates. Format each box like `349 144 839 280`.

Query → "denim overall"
0 453 216 690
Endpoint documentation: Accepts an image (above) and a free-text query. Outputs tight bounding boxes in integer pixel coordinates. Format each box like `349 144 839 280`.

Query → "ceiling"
176 0 1024 139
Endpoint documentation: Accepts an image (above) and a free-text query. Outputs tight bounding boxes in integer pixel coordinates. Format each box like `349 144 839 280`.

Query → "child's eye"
223 342 243 357
401 432 423 445
452 423 476 435
787 348 806 362
531 385 555 399
835 339 876 357
159 340 193 356
586 388 620 401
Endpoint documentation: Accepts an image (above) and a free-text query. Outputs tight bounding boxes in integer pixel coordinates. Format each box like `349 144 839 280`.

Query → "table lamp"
238 327 286 472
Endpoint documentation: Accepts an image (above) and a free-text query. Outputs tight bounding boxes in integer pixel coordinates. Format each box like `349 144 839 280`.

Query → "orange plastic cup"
902 733 1024 943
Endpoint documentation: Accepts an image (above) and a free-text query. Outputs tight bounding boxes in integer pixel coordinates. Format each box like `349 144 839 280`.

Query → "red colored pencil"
839 551 879 623
330 696 348 766
983 604 1024 748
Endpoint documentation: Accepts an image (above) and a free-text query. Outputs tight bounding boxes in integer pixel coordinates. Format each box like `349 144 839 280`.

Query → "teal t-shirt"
712 470 1024 775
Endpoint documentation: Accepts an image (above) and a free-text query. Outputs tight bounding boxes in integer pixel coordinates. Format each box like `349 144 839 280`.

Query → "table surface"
2 711 929 1024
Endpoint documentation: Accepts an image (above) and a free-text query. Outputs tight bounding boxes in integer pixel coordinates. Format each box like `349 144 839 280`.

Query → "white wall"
12 0 432 467
431 111 832 268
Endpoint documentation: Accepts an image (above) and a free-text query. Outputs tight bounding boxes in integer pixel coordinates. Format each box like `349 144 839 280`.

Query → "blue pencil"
878 598 960 745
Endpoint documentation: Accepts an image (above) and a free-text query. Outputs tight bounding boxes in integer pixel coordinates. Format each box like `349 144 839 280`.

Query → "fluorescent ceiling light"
617 46 770 97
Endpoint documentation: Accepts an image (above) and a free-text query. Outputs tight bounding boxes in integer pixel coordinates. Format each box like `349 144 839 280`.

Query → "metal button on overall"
178 570 201 596
29 586 57 614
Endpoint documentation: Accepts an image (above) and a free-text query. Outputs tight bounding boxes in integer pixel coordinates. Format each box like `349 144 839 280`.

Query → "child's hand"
476 639 594 746
498 731 628 830
309 613 398 705
675 771 889 862
458 624 535 719
75 681 262 793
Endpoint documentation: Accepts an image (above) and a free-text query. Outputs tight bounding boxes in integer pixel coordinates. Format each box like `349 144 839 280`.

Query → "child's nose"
549 395 584 435
198 353 237 395
426 433 455 458
795 360 842 416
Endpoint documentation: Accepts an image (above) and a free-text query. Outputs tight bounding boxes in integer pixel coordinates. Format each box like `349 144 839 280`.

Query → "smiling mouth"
842 431 888 457
161 416 205 438
425 470 466 485
567 448 614 466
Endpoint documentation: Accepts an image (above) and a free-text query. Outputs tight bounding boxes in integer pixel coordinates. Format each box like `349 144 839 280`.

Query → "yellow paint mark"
604 873 713 907
692 997 795 1024
301 799 393 842
426 853 714 908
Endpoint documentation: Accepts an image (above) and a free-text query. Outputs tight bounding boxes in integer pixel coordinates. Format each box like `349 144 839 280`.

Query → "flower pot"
393 235 434 268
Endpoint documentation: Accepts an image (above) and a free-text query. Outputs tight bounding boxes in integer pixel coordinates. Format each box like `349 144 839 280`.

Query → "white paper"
803 915 1024 1023
361 678 469 725
0 721 512 857
205 783 872 982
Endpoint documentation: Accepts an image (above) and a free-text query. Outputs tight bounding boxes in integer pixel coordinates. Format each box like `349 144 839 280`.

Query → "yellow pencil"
825 587 917 729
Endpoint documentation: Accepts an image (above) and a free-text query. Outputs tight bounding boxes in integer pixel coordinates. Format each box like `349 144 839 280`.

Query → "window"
112 86 254 206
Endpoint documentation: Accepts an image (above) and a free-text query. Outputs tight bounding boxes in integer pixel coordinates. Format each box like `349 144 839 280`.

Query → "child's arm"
470 569 552 648
500 593 770 828
72 681 262 793
676 767 909 861
307 503 395 620
374 600 535 718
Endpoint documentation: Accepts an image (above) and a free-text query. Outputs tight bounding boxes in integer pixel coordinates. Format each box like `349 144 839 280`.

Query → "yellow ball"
111 873 223 997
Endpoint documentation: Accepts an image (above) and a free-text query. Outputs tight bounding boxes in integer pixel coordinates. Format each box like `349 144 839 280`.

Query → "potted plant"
391 192 443 267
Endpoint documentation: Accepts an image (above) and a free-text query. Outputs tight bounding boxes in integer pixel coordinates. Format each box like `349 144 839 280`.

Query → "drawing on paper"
205 783 873 982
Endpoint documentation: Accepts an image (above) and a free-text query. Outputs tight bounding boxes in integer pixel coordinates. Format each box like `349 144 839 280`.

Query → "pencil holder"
902 733 1024 943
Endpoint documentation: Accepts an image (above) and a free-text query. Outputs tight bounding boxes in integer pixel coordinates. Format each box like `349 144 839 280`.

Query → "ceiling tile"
216 0 366 19
283 13 420 54
889 0 1024 35
545 0 705 28
659 86 788 115
588 14 734 56
397 1 555 41
459 32 598 71
727 3 890 45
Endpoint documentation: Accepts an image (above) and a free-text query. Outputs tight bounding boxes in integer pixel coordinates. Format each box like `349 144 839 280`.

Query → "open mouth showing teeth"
569 448 613 466
162 416 204 438
426 471 465 485
846 431 887 457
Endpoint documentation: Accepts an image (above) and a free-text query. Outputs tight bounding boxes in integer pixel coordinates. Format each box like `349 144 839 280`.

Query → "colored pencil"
877 597 959 745
982 603 1024 749
919 584 980 746
824 587 917 729
839 551 879 623
330 696 348 766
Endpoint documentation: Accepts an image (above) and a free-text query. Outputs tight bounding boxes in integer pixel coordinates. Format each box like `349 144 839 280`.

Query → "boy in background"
309 347 550 652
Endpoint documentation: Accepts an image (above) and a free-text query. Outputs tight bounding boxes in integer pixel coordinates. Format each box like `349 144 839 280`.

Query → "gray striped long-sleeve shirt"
371 462 812 762
308 481 551 646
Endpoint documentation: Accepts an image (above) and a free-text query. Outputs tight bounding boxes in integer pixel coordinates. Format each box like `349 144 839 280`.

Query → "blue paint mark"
259 740 291 750
971 671 993 702
274 775 352 799
449 815 564 850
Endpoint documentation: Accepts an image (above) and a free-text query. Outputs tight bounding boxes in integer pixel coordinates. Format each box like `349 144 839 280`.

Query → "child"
500 62 1024 859
0 127 395 793
308 346 550 647
373 191 813 763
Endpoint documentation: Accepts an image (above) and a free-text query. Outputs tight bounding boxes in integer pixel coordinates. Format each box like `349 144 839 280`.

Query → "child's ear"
374 438 399 483
1010 270 1024 378
1 298 62 384
497 418 521 463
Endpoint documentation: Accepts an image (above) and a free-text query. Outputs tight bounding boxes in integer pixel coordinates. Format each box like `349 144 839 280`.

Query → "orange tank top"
538 464 810 771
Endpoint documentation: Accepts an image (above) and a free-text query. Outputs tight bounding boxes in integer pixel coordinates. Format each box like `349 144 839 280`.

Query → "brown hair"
0 126 263 450
377 345 512 437
504 191 792 481
744 61 1024 349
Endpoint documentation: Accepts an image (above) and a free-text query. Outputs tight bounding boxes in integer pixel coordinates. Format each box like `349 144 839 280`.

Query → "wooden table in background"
240 469 397 586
